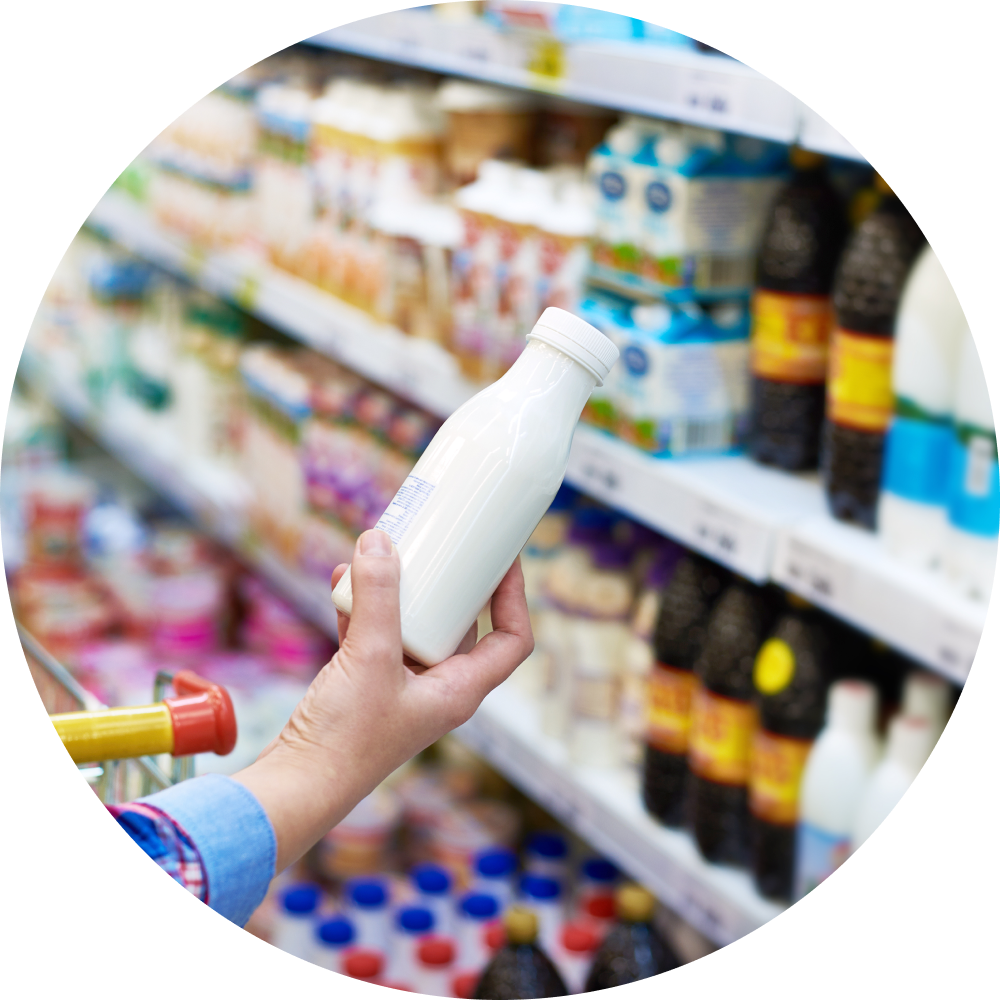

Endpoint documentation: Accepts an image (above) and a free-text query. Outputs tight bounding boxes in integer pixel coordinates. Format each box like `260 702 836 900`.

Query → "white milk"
332 308 618 665
901 670 951 744
850 714 934 852
793 680 880 900
879 247 968 566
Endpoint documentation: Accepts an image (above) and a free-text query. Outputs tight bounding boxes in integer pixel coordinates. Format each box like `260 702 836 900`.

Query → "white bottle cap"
886 714 934 773
827 679 878 734
901 671 949 730
528 307 619 386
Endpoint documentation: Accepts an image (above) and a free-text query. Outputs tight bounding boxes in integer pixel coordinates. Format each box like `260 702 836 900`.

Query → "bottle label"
750 290 833 384
948 424 1000 536
753 638 796 695
882 404 953 506
646 663 696 754
374 475 435 545
794 822 851 899
827 329 895 432
749 731 813 825
688 686 757 785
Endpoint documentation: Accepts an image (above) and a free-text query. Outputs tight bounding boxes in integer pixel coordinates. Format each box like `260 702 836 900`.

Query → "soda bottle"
749 148 847 470
641 554 729 827
688 580 776 865
822 175 924 529
748 598 830 900
583 885 678 991
475 906 568 1000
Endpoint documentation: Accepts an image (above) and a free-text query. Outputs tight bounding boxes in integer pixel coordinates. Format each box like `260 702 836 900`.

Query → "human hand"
233 528 533 873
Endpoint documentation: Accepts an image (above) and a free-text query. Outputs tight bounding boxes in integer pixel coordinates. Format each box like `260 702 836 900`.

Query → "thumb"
341 529 403 668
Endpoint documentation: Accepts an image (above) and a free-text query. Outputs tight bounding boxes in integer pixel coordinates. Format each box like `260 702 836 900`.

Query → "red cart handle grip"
164 670 237 756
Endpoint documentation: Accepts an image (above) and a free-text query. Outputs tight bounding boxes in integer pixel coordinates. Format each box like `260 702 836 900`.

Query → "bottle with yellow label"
688 580 778 865
641 554 728 828
748 598 831 901
822 175 924 529
748 149 847 471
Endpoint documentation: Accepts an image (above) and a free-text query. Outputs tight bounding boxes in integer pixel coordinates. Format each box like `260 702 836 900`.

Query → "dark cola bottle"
475 907 567 1000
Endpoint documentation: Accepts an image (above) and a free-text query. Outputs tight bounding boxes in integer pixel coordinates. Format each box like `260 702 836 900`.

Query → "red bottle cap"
164 670 237 756
452 972 479 999
561 923 599 954
418 938 456 967
585 893 616 920
484 921 505 952
345 950 384 979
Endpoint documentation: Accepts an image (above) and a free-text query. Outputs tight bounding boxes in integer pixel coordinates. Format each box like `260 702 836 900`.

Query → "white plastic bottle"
412 863 454 937
793 680 880 900
389 906 435 987
454 892 500 976
519 874 564 954
332 308 619 665
471 847 518 911
271 883 322 959
901 669 951 744
850 714 934 852
311 915 356 972
944 327 999 600
879 247 968 566
346 878 391 952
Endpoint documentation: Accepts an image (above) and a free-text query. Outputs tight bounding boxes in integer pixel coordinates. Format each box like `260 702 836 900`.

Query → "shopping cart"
20 623 237 804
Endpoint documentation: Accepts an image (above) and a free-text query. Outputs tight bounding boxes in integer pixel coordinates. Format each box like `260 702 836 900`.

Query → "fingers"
331 564 350 645
339 529 403 671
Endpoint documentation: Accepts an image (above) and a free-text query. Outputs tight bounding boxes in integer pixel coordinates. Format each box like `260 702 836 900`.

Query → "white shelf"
20 355 342 641
568 424 985 683
308 9 863 160
86 192 480 421
456 680 785 946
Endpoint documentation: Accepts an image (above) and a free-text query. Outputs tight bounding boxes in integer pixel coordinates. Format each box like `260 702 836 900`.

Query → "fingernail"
359 529 392 556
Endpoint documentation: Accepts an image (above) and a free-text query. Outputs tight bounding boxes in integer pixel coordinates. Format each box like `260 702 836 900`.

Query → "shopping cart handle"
51 671 237 764
165 671 237 757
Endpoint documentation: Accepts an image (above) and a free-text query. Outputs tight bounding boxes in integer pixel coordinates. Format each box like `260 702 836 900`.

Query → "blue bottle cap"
475 847 517 878
281 883 321 915
349 879 387 909
581 858 619 883
398 907 435 933
526 832 568 860
460 893 499 920
316 917 355 947
520 875 561 901
412 863 452 896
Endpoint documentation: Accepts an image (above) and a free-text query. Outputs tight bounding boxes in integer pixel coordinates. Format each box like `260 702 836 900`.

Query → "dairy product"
332 308 618 666
794 680 880 899
944 327 998 599
879 247 968 565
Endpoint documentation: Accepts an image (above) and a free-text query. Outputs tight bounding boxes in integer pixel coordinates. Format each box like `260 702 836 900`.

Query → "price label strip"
689 498 745 567
233 273 260 313
676 68 742 122
927 613 981 683
777 537 851 613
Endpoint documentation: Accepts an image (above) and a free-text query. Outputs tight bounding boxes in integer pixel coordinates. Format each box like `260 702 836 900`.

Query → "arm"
113 528 532 921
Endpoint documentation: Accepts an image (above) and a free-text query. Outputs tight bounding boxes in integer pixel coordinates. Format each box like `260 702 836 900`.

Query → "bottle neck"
497 339 599 423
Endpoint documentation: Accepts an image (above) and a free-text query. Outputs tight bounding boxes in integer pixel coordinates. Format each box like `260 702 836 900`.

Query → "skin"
232 527 534 874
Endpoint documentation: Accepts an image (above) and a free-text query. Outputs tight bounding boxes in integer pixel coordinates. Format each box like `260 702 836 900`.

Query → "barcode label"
672 416 733 454
374 475 435 544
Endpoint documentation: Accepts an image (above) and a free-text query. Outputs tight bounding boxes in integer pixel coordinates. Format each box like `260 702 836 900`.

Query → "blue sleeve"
138 773 277 927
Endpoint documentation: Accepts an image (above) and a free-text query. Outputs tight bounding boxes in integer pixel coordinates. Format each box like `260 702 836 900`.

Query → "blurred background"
8 2 993 994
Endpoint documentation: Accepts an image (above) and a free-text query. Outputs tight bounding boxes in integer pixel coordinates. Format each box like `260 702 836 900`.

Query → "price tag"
677 69 740 121
571 446 624 501
233 274 260 313
526 36 565 88
928 614 980 683
182 243 207 280
778 538 848 610
689 499 743 566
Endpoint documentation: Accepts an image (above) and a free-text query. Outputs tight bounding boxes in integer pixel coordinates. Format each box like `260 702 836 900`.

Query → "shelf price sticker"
233 273 260 313
182 243 207 281
568 439 626 503
778 538 849 611
677 68 741 122
689 498 745 567
526 36 566 89
928 614 981 683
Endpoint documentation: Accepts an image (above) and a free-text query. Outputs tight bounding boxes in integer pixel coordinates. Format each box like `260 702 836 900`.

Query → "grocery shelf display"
14 3 990 993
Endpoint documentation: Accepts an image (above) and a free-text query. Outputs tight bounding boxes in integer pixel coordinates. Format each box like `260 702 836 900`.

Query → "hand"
233 528 534 874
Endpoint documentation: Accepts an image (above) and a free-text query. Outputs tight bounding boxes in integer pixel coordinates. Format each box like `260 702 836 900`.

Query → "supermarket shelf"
308 9 864 160
567 425 985 683
86 192 480 421
19 355 342 641
456 680 785 946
